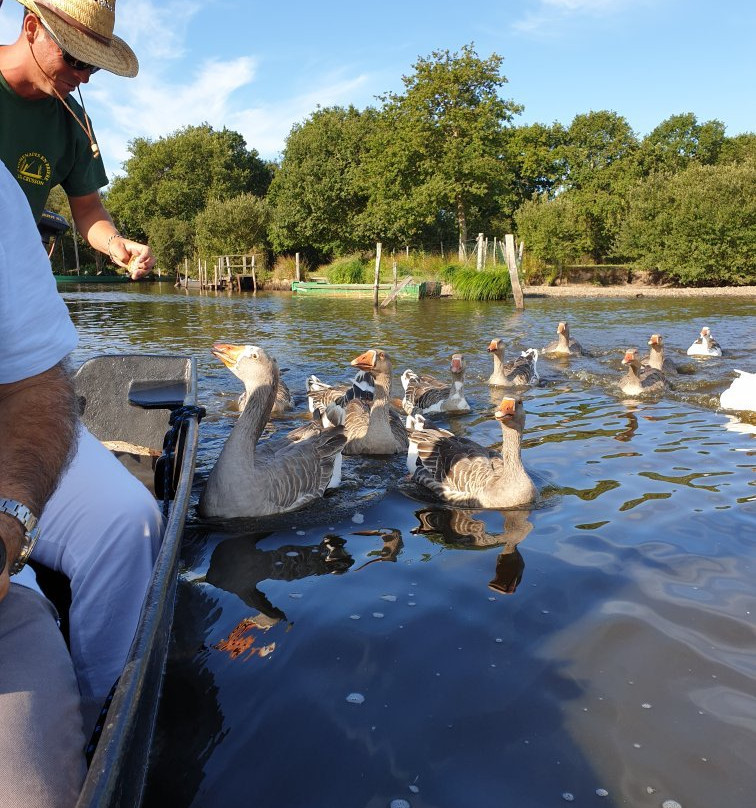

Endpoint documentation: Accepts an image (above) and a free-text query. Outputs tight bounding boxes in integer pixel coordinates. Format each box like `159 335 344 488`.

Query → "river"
63 283 756 808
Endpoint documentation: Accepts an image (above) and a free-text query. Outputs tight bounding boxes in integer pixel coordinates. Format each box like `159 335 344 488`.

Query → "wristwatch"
0 498 41 576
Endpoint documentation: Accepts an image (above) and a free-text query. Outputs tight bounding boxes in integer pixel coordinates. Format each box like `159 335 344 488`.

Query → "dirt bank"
523 284 756 298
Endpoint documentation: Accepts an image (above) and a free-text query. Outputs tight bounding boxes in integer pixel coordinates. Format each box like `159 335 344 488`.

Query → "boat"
291 279 443 299
54 273 133 284
41 354 202 808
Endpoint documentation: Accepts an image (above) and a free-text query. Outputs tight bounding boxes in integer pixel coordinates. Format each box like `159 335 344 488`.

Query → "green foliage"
194 193 270 258
146 217 195 274
358 44 523 248
559 111 638 190
106 124 272 241
514 195 586 268
444 267 511 300
268 106 377 258
326 256 369 284
636 114 726 175
271 254 309 281
615 159 756 285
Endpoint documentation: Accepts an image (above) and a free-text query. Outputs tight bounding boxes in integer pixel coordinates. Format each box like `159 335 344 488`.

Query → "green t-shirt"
0 72 108 223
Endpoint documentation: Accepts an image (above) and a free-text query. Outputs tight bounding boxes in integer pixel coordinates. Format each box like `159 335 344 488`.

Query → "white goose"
487 338 539 386
687 326 722 357
543 321 585 356
199 344 347 519
408 397 536 508
306 370 374 418
619 348 668 396
641 333 678 374
720 370 756 412
401 354 471 415
338 348 409 455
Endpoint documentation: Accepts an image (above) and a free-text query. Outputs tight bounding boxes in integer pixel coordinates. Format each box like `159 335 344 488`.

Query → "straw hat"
16 0 138 77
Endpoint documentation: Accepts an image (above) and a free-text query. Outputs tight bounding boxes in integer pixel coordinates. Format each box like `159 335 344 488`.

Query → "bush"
272 254 308 281
616 159 756 286
446 268 511 300
326 255 369 283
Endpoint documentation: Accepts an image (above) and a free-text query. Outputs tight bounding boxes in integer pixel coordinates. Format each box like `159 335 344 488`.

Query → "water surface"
64 284 756 808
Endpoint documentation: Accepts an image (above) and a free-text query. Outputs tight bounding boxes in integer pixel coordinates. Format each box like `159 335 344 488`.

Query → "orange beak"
211 343 245 369
351 350 377 370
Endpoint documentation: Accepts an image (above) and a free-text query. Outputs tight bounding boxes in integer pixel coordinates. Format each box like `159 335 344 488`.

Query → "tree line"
92 44 754 286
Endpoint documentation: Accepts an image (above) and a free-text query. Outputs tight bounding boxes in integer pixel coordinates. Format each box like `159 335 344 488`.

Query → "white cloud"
116 0 202 62
512 0 651 35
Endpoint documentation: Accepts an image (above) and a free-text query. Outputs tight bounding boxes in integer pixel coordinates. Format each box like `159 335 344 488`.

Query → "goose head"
211 343 278 389
648 334 663 349
557 321 569 338
450 353 465 377
487 338 505 355
351 348 392 376
494 396 526 433
622 348 641 370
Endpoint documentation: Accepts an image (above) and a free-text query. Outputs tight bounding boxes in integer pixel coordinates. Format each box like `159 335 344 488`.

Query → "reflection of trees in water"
411 506 533 594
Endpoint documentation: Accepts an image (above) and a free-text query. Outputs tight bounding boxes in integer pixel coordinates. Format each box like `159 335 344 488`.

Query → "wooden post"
392 259 398 289
492 237 498 266
295 252 301 282
251 254 257 292
505 234 524 309
476 233 484 271
373 242 382 308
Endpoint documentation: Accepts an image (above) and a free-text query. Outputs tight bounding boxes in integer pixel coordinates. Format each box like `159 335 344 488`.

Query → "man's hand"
108 236 156 280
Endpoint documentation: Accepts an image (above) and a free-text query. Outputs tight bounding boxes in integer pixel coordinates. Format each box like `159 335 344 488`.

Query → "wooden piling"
505 234 524 309
373 242 382 308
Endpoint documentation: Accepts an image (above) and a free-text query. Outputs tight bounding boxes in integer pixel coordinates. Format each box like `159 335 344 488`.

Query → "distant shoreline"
522 284 756 298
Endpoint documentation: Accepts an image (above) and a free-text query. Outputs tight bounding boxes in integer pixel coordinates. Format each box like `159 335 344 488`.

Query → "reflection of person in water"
205 533 355 627
412 506 533 594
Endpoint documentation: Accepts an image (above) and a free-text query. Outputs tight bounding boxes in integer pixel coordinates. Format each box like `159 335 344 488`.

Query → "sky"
2 0 754 181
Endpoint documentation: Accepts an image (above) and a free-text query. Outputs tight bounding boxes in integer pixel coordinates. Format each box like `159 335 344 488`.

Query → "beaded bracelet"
105 232 123 258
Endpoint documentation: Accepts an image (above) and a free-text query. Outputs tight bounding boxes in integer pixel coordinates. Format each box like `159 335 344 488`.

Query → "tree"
360 44 523 256
268 106 376 259
616 159 756 285
106 124 273 241
504 122 568 201
514 194 587 273
559 111 638 191
194 193 270 258
636 113 726 175
146 216 195 276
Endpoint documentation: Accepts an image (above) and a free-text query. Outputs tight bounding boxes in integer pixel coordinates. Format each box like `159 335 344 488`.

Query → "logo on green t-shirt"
17 152 51 186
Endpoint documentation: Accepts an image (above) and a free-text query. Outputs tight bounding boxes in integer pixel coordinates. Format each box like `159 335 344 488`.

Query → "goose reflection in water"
205 533 354 630
411 506 533 594
204 528 404 641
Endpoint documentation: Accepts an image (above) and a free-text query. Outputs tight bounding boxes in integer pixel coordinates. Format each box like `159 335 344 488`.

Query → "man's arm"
0 362 77 598
68 191 155 280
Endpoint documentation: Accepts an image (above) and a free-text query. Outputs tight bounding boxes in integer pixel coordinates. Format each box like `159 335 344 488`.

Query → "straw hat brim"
17 0 139 77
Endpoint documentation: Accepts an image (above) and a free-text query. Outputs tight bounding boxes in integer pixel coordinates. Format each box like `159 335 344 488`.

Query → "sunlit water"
64 284 756 808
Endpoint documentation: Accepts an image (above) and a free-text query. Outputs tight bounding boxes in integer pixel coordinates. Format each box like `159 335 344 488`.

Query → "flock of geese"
198 322 754 521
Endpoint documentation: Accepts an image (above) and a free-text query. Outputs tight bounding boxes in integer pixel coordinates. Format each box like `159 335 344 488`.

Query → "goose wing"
255 426 346 512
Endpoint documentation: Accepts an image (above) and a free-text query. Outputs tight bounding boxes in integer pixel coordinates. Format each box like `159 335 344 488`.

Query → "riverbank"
523 283 756 298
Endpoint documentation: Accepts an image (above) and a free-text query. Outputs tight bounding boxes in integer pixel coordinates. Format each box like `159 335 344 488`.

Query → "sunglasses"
60 49 101 74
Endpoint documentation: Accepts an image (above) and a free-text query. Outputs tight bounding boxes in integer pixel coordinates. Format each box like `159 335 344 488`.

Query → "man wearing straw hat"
0 0 166 742
0 0 154 278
